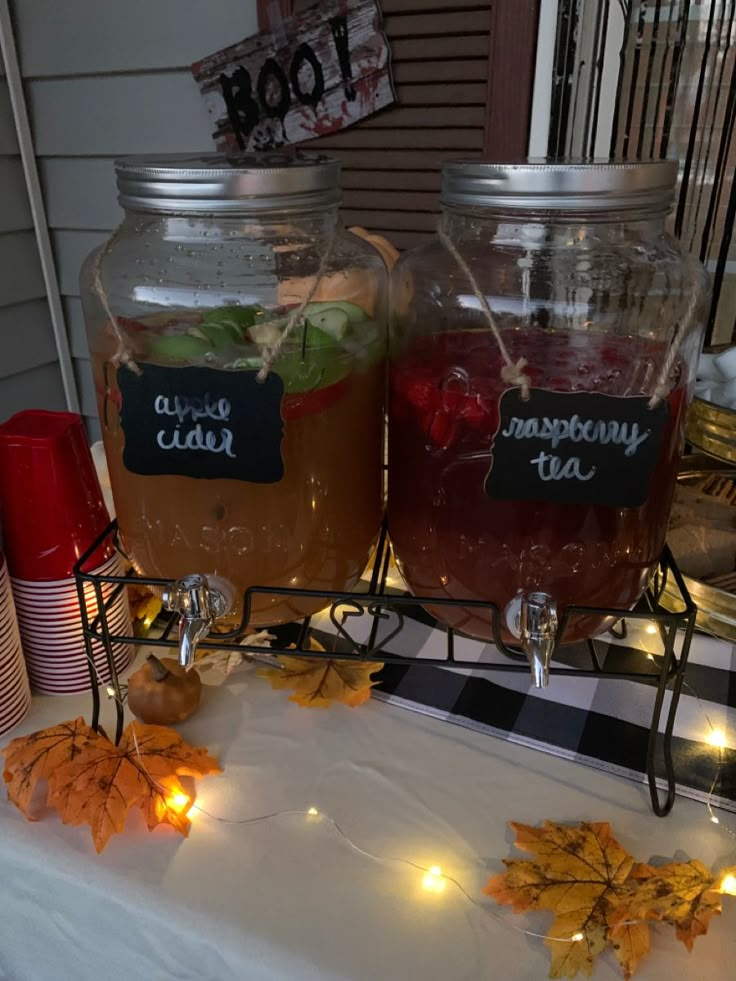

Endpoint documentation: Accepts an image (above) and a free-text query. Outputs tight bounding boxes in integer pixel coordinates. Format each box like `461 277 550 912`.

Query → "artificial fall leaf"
607 921 650 981
485 821 642 979
485 821 735 980
258 638 383 708
613 860 725 952
2 717 102 819
45 721 220 853
127 583 163 633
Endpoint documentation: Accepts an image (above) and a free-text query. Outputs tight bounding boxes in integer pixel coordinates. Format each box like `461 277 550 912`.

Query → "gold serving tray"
661 456 736 641
686 396 736 464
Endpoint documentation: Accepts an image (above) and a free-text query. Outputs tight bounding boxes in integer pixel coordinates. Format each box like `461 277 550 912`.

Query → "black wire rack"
74 520 696 817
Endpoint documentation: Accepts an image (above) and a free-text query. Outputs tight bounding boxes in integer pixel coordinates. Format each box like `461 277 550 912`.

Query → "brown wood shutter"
258 1 540 250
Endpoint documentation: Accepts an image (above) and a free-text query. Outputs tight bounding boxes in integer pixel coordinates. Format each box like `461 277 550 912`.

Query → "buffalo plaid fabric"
305 590 736 812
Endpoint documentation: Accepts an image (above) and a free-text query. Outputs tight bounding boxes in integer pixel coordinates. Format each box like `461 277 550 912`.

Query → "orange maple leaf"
2 717 102 819
45 721 220 852
258 638 383 708
484 821 646 979
613 860 724 952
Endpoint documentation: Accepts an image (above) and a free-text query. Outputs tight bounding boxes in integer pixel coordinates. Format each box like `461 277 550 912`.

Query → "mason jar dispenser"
81 153 386 663
388 161 708 685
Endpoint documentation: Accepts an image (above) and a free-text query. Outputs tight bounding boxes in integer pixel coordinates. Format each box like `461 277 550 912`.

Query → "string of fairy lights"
88 620 736 950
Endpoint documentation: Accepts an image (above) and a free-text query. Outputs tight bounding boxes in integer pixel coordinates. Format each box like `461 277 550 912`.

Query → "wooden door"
258 1 540 249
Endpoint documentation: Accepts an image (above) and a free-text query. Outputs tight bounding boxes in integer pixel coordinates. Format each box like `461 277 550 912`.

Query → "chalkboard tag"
118 363 284 483
484 388 669 508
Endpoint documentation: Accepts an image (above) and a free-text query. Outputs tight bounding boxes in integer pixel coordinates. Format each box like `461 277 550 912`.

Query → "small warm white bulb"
720 874 736 896
422 866 446 893
645 624 658 635
167 791 191 814
307 806 319 817
570 932 585 943
707 728 728 749
105 686 116 697
711 814 720 825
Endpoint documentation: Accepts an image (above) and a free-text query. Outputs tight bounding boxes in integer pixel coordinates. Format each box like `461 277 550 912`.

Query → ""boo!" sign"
192 0 394 152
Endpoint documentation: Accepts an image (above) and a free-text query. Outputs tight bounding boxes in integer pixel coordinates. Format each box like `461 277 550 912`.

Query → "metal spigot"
520 591 558 689
162 574 231 669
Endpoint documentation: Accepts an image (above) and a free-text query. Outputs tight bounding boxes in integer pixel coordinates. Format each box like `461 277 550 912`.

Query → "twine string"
256 230 337 382
91 223 141 375
438 222 531 399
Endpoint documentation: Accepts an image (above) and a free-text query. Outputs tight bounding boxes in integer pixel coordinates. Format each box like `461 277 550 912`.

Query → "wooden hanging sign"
192 0 395 152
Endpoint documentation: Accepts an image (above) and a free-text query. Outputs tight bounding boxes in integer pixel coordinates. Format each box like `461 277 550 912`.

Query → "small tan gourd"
127 654 202 725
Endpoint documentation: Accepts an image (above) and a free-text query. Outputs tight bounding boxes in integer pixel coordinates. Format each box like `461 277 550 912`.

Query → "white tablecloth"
0 657 732 981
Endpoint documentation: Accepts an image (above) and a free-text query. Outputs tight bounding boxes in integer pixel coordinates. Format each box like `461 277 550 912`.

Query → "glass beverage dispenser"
388 161 707 686
81 153 386 664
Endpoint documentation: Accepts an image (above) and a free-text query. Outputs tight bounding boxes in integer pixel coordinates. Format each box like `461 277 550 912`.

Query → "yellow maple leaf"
484 822 736 979
484 821 646 979
258 638 383 708
613 860 724 952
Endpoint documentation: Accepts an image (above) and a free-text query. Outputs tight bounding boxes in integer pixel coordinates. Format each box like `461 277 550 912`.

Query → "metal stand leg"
646 611 696 816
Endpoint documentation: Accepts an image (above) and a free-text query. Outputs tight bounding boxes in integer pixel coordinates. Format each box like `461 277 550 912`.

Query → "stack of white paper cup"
11 553 133 694
0 553 32 734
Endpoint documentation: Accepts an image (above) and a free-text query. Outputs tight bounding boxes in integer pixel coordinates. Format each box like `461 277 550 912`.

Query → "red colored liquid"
388 329 687 644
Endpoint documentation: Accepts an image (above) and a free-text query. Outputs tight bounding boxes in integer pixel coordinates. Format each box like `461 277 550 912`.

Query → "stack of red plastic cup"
0 552 31 733
0 411 132 694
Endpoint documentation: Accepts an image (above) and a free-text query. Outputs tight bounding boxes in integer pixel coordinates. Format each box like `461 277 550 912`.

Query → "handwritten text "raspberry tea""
500 414 652 482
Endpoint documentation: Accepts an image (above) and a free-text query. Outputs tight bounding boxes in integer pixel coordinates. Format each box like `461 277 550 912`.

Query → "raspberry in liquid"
388 329 687 645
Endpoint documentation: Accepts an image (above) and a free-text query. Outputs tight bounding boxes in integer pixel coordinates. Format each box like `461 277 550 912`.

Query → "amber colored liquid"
388 329 688 645
93 355 384 628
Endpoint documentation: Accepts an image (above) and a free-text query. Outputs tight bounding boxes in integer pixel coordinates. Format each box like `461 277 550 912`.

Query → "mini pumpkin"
126 655 202 725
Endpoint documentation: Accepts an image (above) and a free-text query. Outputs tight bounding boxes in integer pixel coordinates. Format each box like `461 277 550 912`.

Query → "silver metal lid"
115 152 342 214
440 160 678 213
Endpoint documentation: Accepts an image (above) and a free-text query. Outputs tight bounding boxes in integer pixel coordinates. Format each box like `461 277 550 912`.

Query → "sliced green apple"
149 334 212 360
303 300 368 325
304 307 350 341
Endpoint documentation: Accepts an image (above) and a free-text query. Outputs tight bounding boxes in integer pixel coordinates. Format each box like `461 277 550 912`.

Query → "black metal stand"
74 521 696 817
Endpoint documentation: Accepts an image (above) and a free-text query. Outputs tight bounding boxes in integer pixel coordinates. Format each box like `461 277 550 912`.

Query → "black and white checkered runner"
308 588 736 813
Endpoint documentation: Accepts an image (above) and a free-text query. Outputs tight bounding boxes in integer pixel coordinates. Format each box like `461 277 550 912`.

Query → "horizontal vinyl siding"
0 230 46 305
0 158 32 231
0 82 18 153
15 0 259 77
18 1 259 433
0 362 66 418
28 74 216 156
0 299 59 377
0 48 64 421
40 158 120 228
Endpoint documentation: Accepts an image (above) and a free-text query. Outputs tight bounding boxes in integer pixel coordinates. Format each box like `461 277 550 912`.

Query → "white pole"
528 0 561 157
0 0 80 413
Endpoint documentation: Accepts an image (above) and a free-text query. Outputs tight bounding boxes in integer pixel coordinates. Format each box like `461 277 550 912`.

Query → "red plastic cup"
0 411 112 580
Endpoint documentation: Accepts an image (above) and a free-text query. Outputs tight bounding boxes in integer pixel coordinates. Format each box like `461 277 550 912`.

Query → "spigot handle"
162 574 231 668
520 591 558 689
